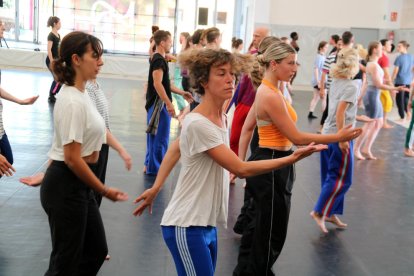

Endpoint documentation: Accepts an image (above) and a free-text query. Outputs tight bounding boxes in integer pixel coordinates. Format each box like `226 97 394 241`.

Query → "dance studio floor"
0 69 413 276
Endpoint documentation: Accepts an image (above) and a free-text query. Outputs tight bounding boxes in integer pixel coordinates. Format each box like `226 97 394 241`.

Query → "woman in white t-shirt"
40 31 128 275
133 48 327 276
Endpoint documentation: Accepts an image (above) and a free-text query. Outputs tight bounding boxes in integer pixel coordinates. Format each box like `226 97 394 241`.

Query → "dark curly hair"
178 49 253 95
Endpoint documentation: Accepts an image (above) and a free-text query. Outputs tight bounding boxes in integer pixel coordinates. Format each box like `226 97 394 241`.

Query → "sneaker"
308 113 317 119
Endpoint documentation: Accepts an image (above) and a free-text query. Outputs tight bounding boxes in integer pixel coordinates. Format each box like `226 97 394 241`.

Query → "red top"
378 53 389 68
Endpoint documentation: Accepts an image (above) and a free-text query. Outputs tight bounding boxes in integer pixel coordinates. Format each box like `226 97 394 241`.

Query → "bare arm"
64 142 128 202
370 64 403 91
207 143 326 179
170 83 194 103
336 101 351 154
0 87 39 105
391 66 399 83
47 41 54 62
106 130 132 171
153 69 175 117
133 139 181 216
263 91 359 145
238 105 257 161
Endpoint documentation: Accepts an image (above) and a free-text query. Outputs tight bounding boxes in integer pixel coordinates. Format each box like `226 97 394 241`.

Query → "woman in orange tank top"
233 41 362 276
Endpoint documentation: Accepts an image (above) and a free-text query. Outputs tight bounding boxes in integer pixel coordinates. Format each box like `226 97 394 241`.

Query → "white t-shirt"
48 85 106 161
161 113 230 228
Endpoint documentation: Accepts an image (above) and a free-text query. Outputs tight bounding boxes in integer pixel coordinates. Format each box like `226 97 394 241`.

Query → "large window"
1 0 236 54
51 0 176 54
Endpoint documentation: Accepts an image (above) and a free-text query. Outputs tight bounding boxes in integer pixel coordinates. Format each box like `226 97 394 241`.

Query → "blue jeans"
162 226 218 276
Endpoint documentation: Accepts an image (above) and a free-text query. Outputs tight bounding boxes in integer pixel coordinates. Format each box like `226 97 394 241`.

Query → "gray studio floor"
0 68 413 276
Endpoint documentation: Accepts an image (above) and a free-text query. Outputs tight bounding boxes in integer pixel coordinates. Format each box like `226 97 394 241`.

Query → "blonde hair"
355 44 368 60
257 41 296 69
250 36 282 89
331 48 359 79
178 48 253 95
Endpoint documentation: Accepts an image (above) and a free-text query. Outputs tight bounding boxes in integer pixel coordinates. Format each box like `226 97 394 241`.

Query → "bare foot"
105 254 111 261
382 123 394 129
354 151 366 160
310 211 328 233
325 215 347 228
404 149 414 157
362 151 377 160
356 115 374 123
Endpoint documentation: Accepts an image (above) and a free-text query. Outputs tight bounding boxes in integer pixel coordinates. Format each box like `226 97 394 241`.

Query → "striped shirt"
86 81 110 129
322 51 337 90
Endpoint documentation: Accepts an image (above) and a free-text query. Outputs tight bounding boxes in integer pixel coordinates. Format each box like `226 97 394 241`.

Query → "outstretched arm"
133 138 181 216
0 87 39 105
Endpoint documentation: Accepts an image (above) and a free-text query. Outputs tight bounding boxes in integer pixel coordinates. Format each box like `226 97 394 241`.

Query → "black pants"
233 127 259 233
234 148 295 276
46 57 62 98
93 144 109 207
395 84 410 119
40 161 108 276
320 93 329 126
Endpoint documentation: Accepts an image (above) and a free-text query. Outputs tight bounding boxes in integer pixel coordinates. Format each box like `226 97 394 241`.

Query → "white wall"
253 0 403 29
401 0 414 28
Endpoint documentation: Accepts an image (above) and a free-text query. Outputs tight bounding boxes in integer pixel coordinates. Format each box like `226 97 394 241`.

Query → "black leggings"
93 144 109 207
320 93 329 126
41 161 108 276
46 57 62 98
395 84 410 119
234 148 295 276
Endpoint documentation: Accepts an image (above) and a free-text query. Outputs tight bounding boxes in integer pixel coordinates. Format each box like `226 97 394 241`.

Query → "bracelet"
101 186 109 197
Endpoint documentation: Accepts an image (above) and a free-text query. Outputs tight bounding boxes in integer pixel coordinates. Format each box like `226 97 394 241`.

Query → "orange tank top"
257 79 298 148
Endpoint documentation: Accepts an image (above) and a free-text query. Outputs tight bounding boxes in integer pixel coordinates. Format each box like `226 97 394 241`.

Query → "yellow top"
257 79 298 148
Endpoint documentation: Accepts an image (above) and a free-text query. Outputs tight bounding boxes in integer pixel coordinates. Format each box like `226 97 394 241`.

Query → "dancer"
354 42 409 160
233 41 361 276
40 31 128 275
392 41 414 121
144 30 193 175
378 39 395 128
133 48 329 276
46 16 61 103
310 48 362 233
308 41 328 119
